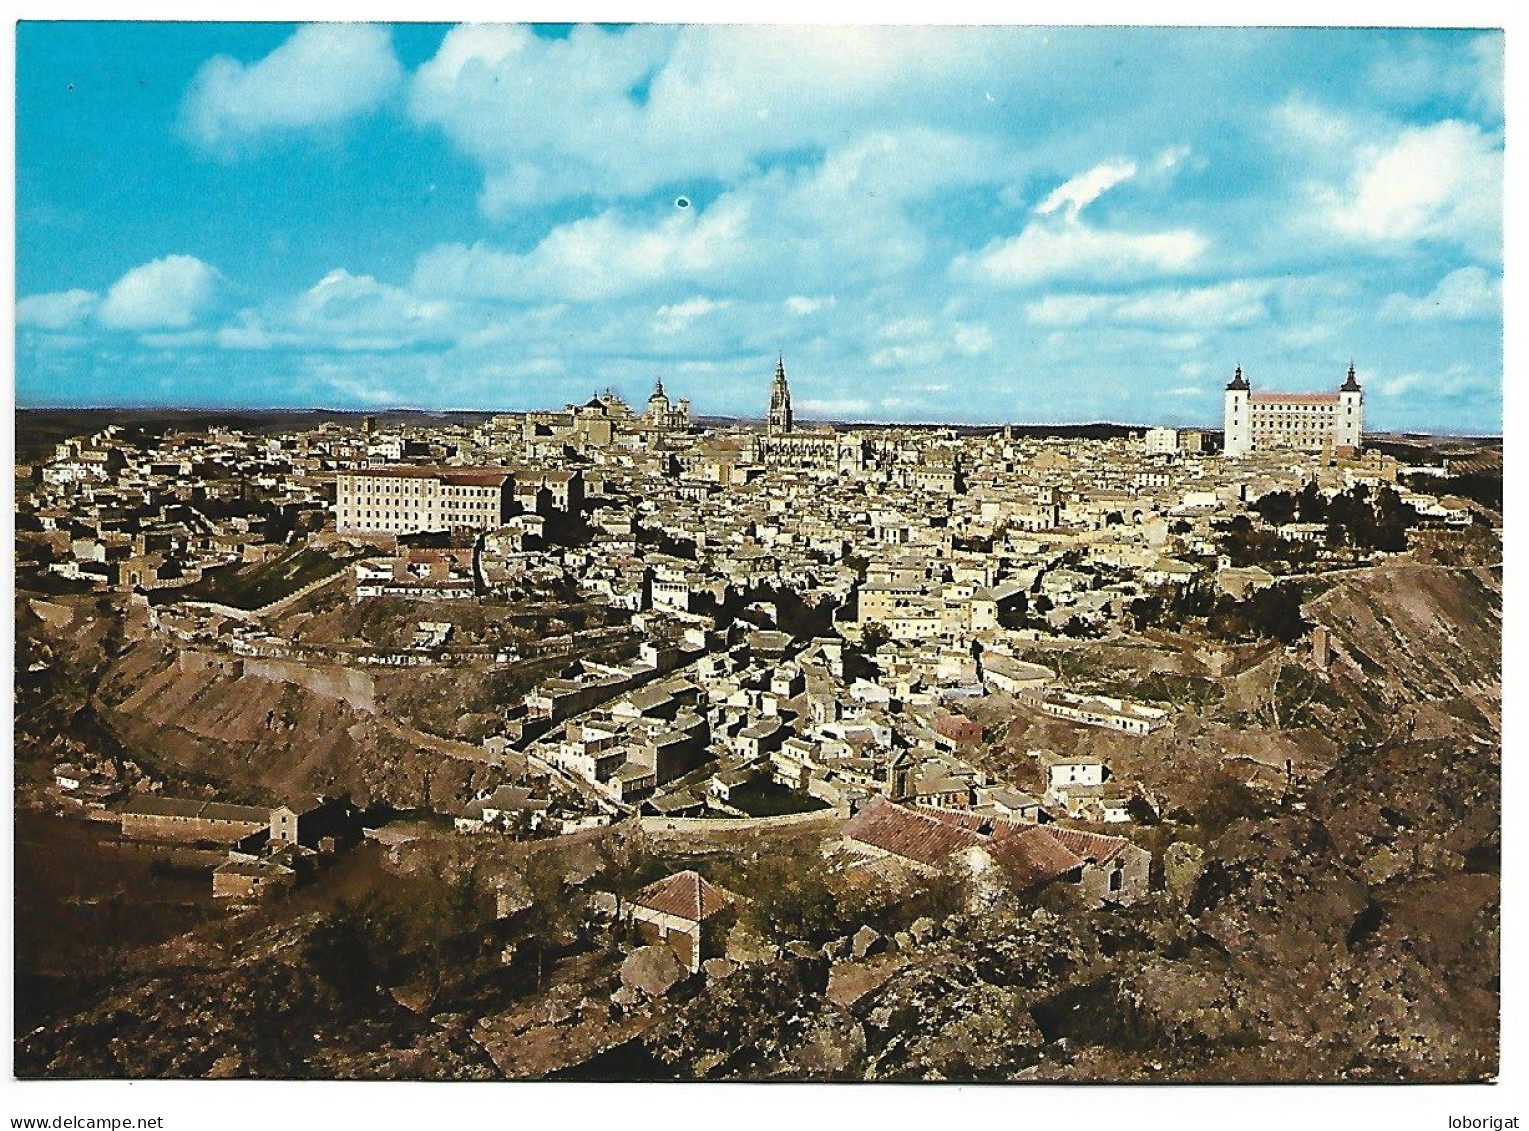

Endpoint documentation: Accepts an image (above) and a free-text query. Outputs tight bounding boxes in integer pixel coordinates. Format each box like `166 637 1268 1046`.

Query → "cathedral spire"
767 357 793 436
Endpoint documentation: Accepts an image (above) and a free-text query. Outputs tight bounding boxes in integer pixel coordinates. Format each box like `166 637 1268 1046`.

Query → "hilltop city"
14 357 1502 1082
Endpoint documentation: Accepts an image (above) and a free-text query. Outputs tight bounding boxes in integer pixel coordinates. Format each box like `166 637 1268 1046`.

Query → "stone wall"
242 656 378 715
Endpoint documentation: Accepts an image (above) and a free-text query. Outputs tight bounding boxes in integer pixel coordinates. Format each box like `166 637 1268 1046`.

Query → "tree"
1206 581 1309 645
739 852 841 944
860 622 892 655
518 846 579 989
1251 490 1297 526
1061 615 1094 639
1296 479 1328 523
594 826 662 930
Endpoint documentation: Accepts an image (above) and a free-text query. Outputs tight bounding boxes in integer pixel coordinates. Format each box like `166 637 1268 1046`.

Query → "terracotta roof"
200 801 274 824
634 870 731 922
1039 826 1131 867
1250 393 1340 404
124 796 267 823
842 795 982 868
984 825 1087 889
846 796 1134 891
123 796 206 818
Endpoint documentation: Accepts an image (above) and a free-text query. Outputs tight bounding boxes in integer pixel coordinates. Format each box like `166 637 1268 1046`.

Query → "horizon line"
12 403 1504 441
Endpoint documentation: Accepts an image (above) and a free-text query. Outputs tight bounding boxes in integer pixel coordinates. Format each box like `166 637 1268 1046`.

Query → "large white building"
1145 427 1207 456
334 466 514 536
1223 365 1363 458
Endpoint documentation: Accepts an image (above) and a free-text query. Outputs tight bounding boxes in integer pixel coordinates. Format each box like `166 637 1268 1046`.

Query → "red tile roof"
844 796 1130 891
842 795 980 869
634 870 731 922
1037 826 1130 867
985 826 1086 888
1249 393 1341 404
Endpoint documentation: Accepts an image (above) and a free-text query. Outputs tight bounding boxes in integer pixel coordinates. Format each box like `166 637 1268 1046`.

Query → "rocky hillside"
16 913 498 1079
14 559 1498 1082
94 636 505 811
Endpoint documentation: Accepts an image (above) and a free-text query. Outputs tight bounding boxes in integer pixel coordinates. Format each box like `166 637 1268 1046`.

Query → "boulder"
724 922 776 965
1361 844 1410 886
609 983 642 1011
909 916 938 945
1419 840 1464 874
851 925 884 959
620 944 686 999
893 931 913 952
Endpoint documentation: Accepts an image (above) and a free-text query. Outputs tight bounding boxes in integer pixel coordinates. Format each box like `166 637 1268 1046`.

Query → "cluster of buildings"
117 794 357 901
20 426 330 592
24 354 1488 917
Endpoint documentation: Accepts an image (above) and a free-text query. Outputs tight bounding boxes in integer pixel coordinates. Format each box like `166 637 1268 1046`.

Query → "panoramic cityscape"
10 17 1504 1115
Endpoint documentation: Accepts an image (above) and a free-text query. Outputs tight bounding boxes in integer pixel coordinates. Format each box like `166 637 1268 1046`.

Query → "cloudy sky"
15 22 1504 432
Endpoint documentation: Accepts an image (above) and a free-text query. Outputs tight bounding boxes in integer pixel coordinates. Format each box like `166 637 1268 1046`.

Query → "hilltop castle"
1223 364 1363 458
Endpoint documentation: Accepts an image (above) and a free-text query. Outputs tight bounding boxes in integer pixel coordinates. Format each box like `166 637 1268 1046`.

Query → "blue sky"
14 23 1504 432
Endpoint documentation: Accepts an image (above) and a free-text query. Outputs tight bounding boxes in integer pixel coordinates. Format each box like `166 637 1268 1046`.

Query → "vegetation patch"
178 545 362 611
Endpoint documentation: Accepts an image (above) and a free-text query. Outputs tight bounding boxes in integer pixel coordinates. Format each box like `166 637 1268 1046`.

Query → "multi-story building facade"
334 466 514 535
1223 365 1363 458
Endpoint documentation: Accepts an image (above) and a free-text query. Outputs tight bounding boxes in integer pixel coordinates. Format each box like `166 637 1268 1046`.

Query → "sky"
13 22 1505 432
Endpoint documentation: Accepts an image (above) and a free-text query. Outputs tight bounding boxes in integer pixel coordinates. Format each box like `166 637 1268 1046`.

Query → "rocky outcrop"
15 914 497 1080
620 945 686 1000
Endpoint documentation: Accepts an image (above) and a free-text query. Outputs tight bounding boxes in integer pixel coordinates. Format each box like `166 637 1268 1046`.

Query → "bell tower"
1337 362 1363 451
767 356 793 436
1223 365 1252 458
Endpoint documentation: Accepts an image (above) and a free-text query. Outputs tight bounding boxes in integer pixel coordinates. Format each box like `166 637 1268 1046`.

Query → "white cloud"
1151 144 1192 174
1035 160 1137 221
961 222 1206 288
797 397 870 418
183 24 402 148
785 295 834 316
411 130 954 305
414 199 750 303
1375 362 1490 401
1023 293 1112 326
1472 33 1504 118
1025 281 1268 327
17 289 98 330
1113 281 1269 326
1315 119 1501 259
953 324 995 355
408 24 1031 211
959 156 1207 288
98 256 222 330
652 296 729 334
293 268 451 344
1380 266 1500 322
869 321 992 369
218 268 459 351
878 317 932 340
